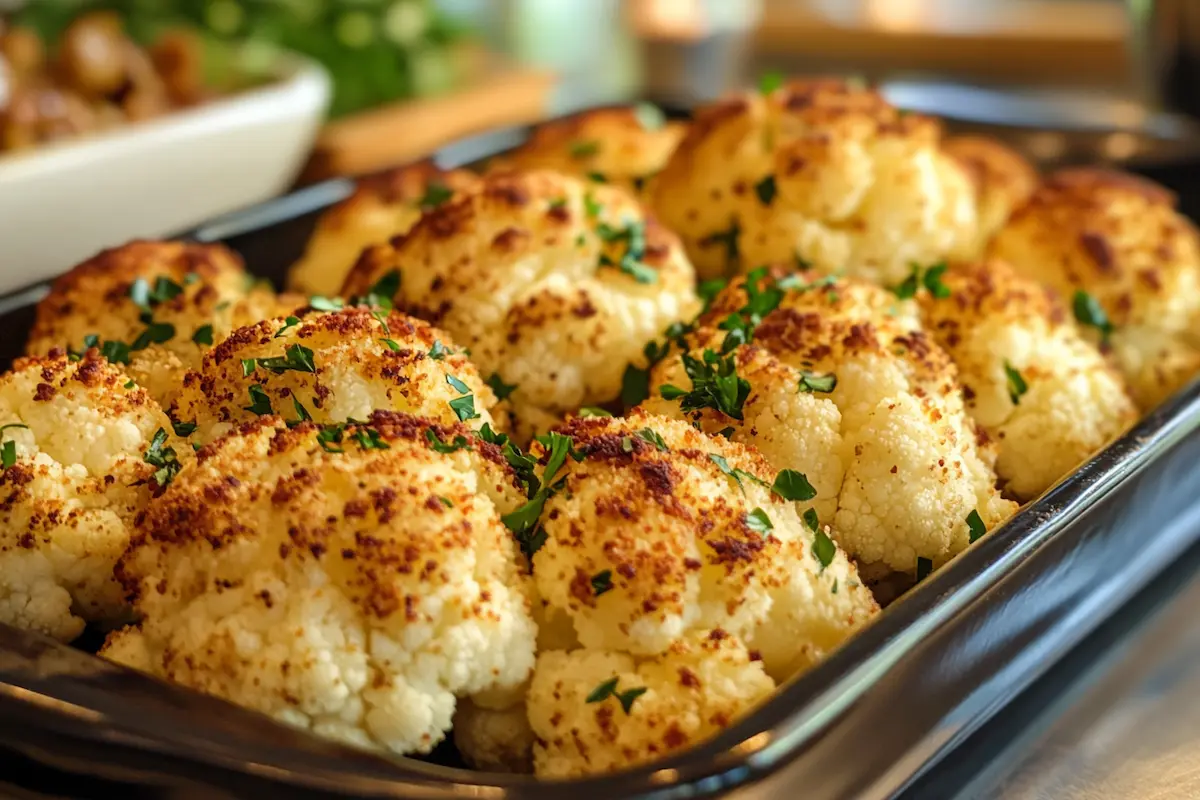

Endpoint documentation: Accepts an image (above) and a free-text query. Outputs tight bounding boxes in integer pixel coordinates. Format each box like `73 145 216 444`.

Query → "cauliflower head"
918 260 1137 500
641 267 1016 575
488 105 687 200
526 411 876 679
25 240 303 407
342 170 700 438
288 163 481 297
0 350 175 641
650 78 977 282
101 411 537 757
528 630 775 779
169 307 499 445
989 168 1200 411
942 135 1038 257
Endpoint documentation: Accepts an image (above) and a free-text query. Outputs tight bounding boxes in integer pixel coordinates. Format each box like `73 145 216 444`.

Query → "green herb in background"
12 0 476 118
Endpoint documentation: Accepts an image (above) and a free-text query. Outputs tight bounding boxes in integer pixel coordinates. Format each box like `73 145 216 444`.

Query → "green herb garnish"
798 371 837 394
244 385 273 416
1073 290 1114 341
426 428 472 454
192 325 214 346
1004 361 1028 405
771 469 817 502
812 529 836 571
586 677 646 714
744 508 773 534
754 175 777 206
274 316 300 338
591 569 613 597
967 509 987 543
486 373 518 401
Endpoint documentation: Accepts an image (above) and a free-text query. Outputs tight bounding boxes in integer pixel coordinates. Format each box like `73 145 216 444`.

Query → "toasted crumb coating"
990 168 1200 410
918 260 1137 499
650 78 977 282
488 105 687 200
943 135 1039 257
642 268 1016 575
102 411 536 757
288 163 481 297
342 170 700 437
24 240 303 407
170 307 498 445
0 350 174 640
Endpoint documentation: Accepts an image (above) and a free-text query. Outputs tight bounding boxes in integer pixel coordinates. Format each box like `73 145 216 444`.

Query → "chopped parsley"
244 385 273 416
192 325 214 346
549 197 567 211
701 221 741 267
812 529 836 572
1 440 15 469
744 508 773 534
449 395 479 422
289 396 313 426
501 432 581 560
776 272 837 292
583 193 602 219
698 278 728 313
171 420 197 437
633 102 666 131
967 509 987 543
124 379 136 389
438 495 453 508
486 373 518 401
758 71 784 94
586 677 647 714
1072 290 1114 341
893 262 950 299
771 469 817 502
353 427 391 450
70 334 133 365
1004 361 1028 405
591 569 613 597
256 344 316 374
798 371 837 394
916 556 934 582
129 276 184 312
274 316 300 338
709 453 766 493
569 140 600 159
380 338 402 352
586 171 608 184
578 407 613 418
316 423 346 453
754 175 777 206
143 428 182 489
351 270 401 310
621 365 652 409
426 428 472 453
803 508 820 532
129 321 176 351
659 349 752 420
241 359 256 377
620 435 634 453
635 428 668 452
418 182 454 210
309 296 344 312
446 374 471 394
597 220 657 284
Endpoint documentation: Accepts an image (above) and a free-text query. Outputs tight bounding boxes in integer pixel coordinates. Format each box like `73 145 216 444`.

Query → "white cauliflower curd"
101 411 537 757
287 162 480 297
342 170 701 440
527 630 775 779
169 307 499 445
641 267 1017 575
918 260 1137 500
487 104 687 200
649 78 978 282
942 135 1038 257
492 412 875 778
25 240 304 407
0 350 176 641
990 167 1200 411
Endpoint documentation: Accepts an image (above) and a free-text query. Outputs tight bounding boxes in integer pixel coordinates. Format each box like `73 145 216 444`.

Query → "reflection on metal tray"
5 114 1200 800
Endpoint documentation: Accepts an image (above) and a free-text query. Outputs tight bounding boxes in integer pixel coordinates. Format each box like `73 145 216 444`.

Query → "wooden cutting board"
297 65 558 183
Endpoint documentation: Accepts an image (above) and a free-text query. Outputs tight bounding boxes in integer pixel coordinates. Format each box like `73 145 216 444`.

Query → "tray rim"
3 109 1200 799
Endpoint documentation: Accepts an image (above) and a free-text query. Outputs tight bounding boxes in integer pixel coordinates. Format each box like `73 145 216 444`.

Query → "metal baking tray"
5 114 1200 800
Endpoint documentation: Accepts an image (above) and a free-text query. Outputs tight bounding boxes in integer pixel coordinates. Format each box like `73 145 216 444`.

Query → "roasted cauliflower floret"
0 350 175 641
918 260 1137 500
342 170 701 439
527 412 876 679
528 630 775 779
990 168 1200 411
488 105 687 199
943 135 1038 257
101 412 537 757
650 78 977 282
25 240 303 407
642 268 1016 575
169 307 498 445
288 163 481 297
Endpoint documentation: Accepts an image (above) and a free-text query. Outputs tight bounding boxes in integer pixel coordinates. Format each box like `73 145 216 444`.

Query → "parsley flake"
812 529 836 572
709 453 766 493
583 193 603 219
130 321 176 351
579 407 613 418
353 427 391 450
309 296 344 312
569 140 600 159
446 374 471 394
744 508 773 534
245 385 273 416
316 423 346 453
380 338 402 352
256 344 316 374
274 316 300 338
486 373 518 401
172 420 197 437
449 395 479 422
798 371 837 393
586 677 647 714
635 428 668 451
754 175 777 206
967 509 987 543
597 219 658 284
1073 290 1114 341
418 182 453 210
803 508 820 532
659 349 751 420
701 221 741 267
501 433 580 560
426 428 472 454
241 359 256 377
591 569 613 596
143 428 182 489
351 270 401 310
758 71 784 94
289 396 313 426
192 325 214 346
771 469 817 502
1 440 15 469
698 278 728 313
1004 361 1028 405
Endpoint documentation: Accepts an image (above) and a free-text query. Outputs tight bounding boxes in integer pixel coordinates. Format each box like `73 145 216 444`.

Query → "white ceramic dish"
0 52 331 294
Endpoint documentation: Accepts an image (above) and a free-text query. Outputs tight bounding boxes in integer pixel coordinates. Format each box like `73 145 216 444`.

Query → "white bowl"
0 52 331 295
